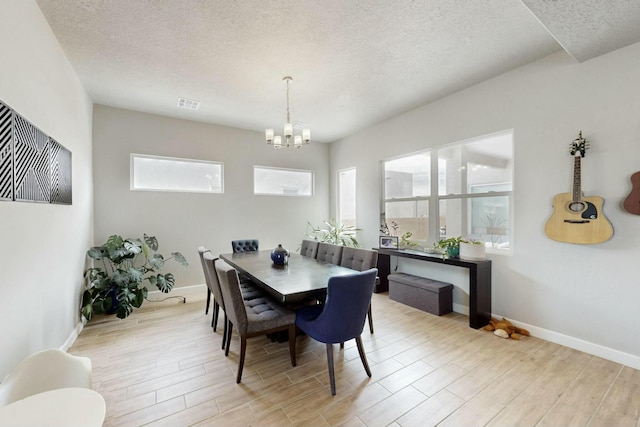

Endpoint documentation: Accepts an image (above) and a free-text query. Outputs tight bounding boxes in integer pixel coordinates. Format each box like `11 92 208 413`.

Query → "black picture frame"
379 235 398 249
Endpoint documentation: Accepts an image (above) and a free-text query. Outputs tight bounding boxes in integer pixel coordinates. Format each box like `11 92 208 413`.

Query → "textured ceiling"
35 0 640 143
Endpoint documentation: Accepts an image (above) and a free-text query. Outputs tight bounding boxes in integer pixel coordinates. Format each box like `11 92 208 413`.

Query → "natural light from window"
382 130 513 252
254 166 313 196
338 168 356 227
131 154 223 193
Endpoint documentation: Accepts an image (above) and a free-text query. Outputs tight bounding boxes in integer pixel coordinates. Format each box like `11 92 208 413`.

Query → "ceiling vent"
177 97 200 110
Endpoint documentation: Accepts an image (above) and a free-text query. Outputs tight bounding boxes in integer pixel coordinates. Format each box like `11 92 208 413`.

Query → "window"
383 152 431 242
338 168 356 227
131 154 223 193
254 166 313 196
382 130 513 252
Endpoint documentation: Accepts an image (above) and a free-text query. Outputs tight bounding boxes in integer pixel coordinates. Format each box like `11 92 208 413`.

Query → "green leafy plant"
306 219 360 247
399 231 419 248
433 236 463 258
434 236 483 258
81 234 188 320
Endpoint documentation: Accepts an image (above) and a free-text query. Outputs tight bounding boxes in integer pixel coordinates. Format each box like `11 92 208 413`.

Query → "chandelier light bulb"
284 123 293 138
265 129 274 143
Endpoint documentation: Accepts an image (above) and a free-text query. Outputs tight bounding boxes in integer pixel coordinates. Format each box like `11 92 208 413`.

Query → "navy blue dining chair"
295 268 378 395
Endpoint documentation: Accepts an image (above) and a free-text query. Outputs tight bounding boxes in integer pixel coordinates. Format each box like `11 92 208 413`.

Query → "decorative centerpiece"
271 244 290 265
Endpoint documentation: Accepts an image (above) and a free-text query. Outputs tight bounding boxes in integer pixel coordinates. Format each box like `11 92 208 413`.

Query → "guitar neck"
572 156 581 202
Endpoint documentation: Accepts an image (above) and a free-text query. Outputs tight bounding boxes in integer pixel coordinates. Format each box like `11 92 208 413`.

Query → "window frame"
381 130 513 254
130 153 224 194
337 167 357 228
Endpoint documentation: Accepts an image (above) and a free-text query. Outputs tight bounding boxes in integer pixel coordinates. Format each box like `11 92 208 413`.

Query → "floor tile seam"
383 384 430 426
584 363 624 427
535 355 608 426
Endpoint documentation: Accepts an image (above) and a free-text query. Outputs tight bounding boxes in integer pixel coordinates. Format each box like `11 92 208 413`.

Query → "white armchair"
0 349 92 406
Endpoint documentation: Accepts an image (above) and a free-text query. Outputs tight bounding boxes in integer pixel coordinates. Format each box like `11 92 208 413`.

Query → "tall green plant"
81 234 188 320
306 219 360 247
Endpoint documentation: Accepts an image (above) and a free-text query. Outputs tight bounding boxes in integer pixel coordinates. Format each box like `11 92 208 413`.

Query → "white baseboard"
61 317 86 352
146 283 207 300
452 305 640 369
453 303 469 316
489 311 640 371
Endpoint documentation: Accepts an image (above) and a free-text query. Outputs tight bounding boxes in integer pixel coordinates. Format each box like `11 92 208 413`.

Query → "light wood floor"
70 289 640 427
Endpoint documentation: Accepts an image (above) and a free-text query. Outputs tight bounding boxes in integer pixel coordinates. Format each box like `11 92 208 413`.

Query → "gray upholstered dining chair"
300 239 319 258
199 246 265 350
212 257 297 383
231 239 261 284
340 247 378 334
316 242 343 264
197 246 222 328
231 239 259 253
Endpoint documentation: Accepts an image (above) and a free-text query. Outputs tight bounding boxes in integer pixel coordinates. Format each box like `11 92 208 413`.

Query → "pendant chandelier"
265 76 311 149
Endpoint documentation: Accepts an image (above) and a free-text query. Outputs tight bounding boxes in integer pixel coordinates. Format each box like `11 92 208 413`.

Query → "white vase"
459 241 486 260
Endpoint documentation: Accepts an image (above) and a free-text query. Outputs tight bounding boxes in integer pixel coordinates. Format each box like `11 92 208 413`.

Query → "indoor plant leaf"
86 248 104 260
144 234 159 251
155 273 175 293
127 267 145 283
149 253 164 270
172 252 188 266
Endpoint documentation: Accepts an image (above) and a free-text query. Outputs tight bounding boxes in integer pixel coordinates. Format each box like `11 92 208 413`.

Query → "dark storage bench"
388 273 453 316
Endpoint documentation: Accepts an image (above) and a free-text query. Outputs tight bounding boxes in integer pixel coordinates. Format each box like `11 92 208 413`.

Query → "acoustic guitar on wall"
623 171 640 215
544 131 613 244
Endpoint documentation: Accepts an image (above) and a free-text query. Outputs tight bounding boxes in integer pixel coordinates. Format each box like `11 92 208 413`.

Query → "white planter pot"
459 242 486 260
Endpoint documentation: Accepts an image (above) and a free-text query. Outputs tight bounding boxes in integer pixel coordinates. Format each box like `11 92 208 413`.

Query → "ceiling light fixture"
265 76 310 149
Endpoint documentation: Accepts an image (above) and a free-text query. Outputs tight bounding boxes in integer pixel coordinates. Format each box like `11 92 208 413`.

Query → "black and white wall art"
0 100 72 205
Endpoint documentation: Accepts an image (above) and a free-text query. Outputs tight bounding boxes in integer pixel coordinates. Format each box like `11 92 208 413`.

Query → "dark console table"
375 248 491 329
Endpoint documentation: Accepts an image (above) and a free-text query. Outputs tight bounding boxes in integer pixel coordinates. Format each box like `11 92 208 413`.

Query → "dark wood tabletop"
219 250 357 304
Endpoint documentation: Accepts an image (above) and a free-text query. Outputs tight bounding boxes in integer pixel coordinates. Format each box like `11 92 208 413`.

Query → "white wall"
330 44 640 368
0 1 93 378
92 105 330 289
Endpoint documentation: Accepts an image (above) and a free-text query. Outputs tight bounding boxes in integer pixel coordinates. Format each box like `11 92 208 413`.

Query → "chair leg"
236 336 247 383
212 301 220 332
355 335 371 378
225 321 233 357
326 343 336 396
288 325 297 367
340 342 344 349
205 289 211 314
221 313 228 350
367 304 374 334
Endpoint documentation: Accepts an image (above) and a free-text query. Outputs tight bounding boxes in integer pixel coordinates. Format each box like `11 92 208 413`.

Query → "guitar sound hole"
568 202 585 212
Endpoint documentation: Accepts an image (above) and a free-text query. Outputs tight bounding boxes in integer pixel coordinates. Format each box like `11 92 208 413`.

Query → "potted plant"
399 231 419 249
434 236 463 258
81 234 188 320
459 238 486 260
380 221 418 249
306 219 360 247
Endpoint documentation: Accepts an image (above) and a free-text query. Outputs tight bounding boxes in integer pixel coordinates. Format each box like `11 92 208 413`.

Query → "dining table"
219 250 359 304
